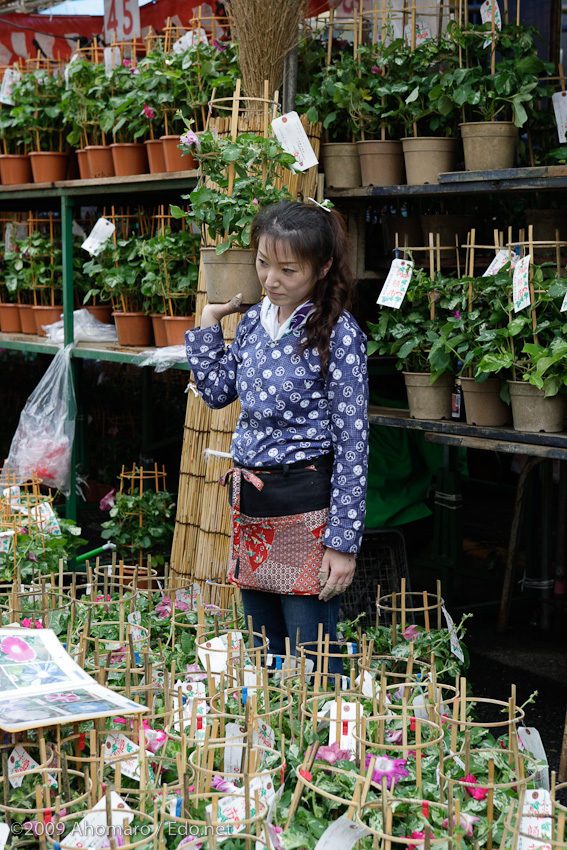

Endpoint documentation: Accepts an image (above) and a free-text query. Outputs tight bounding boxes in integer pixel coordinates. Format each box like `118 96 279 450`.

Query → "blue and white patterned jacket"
185 305 369 553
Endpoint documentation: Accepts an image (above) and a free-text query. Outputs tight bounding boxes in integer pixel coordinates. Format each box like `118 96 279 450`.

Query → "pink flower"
185 663 207 682
21 618 43 629
143 104 155 120
155 596 172 618
131 68 140 76
122 59 132 67
99 489 115 511
405 830 427 850
180 130 199 147
316 741 353 765
371 64 381 74
175 599 189 612
402 624 421 640
365 754 409 789
203 603 221 615
27 552 38 562
442 813 480 837
213 39 228 51
452 310 462 320
0 635 35 662
252 199 259 206
18 526 28 535
211 774 240 793
461 773 488 801
386 729 404 744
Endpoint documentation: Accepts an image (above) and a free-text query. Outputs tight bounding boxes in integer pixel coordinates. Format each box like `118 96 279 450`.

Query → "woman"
185 201 368 672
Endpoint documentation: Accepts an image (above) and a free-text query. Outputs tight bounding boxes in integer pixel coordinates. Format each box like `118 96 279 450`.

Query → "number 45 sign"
104 0 140 42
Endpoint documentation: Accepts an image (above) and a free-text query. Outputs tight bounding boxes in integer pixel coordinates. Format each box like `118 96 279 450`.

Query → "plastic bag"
3 344 77 495
43 308 118 343
136 345 187 372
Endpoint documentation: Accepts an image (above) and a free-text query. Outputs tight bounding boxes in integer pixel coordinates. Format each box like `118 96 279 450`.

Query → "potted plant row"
369 260 567 433
297 19 553 189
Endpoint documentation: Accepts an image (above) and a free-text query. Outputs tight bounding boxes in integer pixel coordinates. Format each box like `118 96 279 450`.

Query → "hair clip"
307 197 333 213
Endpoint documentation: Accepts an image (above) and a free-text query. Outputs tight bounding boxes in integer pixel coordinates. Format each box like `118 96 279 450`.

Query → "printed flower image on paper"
0 698 66 726
44 692 81 703
11 661 70 688
0 632 51 666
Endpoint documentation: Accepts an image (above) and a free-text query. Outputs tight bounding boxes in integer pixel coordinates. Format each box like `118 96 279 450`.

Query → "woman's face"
256 235 329 322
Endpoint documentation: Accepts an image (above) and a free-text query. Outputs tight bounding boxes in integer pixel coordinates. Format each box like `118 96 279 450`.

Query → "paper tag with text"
442 606 465 663
4 222 16 253
82 217 116 256
513 254 531 312
483 248 517 277
552 91 567 144
104 46 121 77
0 67 21 106
31 502 61 536
8 745 40 788
378 259 414 308
518 729 549 789
560 290 567 313
271 111 318 172
0 824 9 850
404 18 432 45
104 733 154 783
329 700 360 756
481 1 502 48
314 814 372 850
61 791 134 849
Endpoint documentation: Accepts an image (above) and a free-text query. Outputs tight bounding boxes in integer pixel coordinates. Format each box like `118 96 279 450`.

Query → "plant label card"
513 254 531 312
172 680 207 734
8 744 40 788
523 789 552 817
481 1 502 48
404 18 432 45
4 222 15 253
0 67 21 106
198 635 229 679
442 606 465 662
82 218 116 256
205 786 268 844
355 670 375 698
552 91 567 144
517 814 553 850
483 248 517 277
313 814 371 850
104 733 155 783
377 259 414 308
2 485 20 505
62 791 134 849
31 502 61 536
0 824 9 850
328 700 360 756
104 45 121 76
0 530 14 553
128 610 141 626
271 112 318 172
223 721 246 773
518 729 549 789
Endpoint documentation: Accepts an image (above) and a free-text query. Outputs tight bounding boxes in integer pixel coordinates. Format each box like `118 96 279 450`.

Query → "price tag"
82 217 116 256
103 45 121 77
552 91 567 144
0 824 9 850
172 29 209 54
513 254 531 313
104 733 155 783
271 111 318 172
0 67 21 106
483 248 517 277
377 258 414 308
518 729 549 789
404 18 432 45
481 1 502 48
61 791 134 849
328 700 360 756
104 0 140 43
442 606 465 663
313 814 371 850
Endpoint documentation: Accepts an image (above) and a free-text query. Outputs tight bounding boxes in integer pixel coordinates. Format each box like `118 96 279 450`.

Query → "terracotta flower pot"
163 315 195 346
77 149 91 179
113 312 153 346
86 145 115 179
144 139 166 174
0 303 21 333
160 135 195 172
18 304 38 334
33 305 63 336
85 305 113 324
151 314 169 347
0 154 32 185
111 143 149 177
29 152 69 183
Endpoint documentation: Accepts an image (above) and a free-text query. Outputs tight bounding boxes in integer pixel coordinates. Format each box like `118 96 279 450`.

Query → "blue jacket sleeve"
184 321 246 409
322 315 369 554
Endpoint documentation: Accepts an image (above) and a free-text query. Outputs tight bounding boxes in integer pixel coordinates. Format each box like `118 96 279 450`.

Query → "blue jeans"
240 589 343 675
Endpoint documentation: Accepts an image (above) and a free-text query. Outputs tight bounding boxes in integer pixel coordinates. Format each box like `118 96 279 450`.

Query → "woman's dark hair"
250 201 355 375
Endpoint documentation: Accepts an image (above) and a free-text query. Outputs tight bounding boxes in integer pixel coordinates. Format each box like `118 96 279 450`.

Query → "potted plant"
296 51 362 188
100 486 175 568
442 20 554 171
368 267 455 419
10 68 70 183
24 230 63 334
171 127 296 306
0 91 34 184
63 57 115 178
139 225 200 346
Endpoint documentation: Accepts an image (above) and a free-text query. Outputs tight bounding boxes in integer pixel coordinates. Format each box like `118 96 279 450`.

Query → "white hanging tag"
518 728 549 789
271 111 318 172
61 791 134 849
552 91 567 144
4 222 15 253
0 67 21 106
404 18 432 45
104 46 121 77
313 814 371 850
329 700 360 756
82 217 116 256
481 1 502 48
513 254 531 313
377 258 414 308
483 248 517 277
442 606 465 663
104 733 155 783
560 291 567 312
0 824 9 850
64 52 80 88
